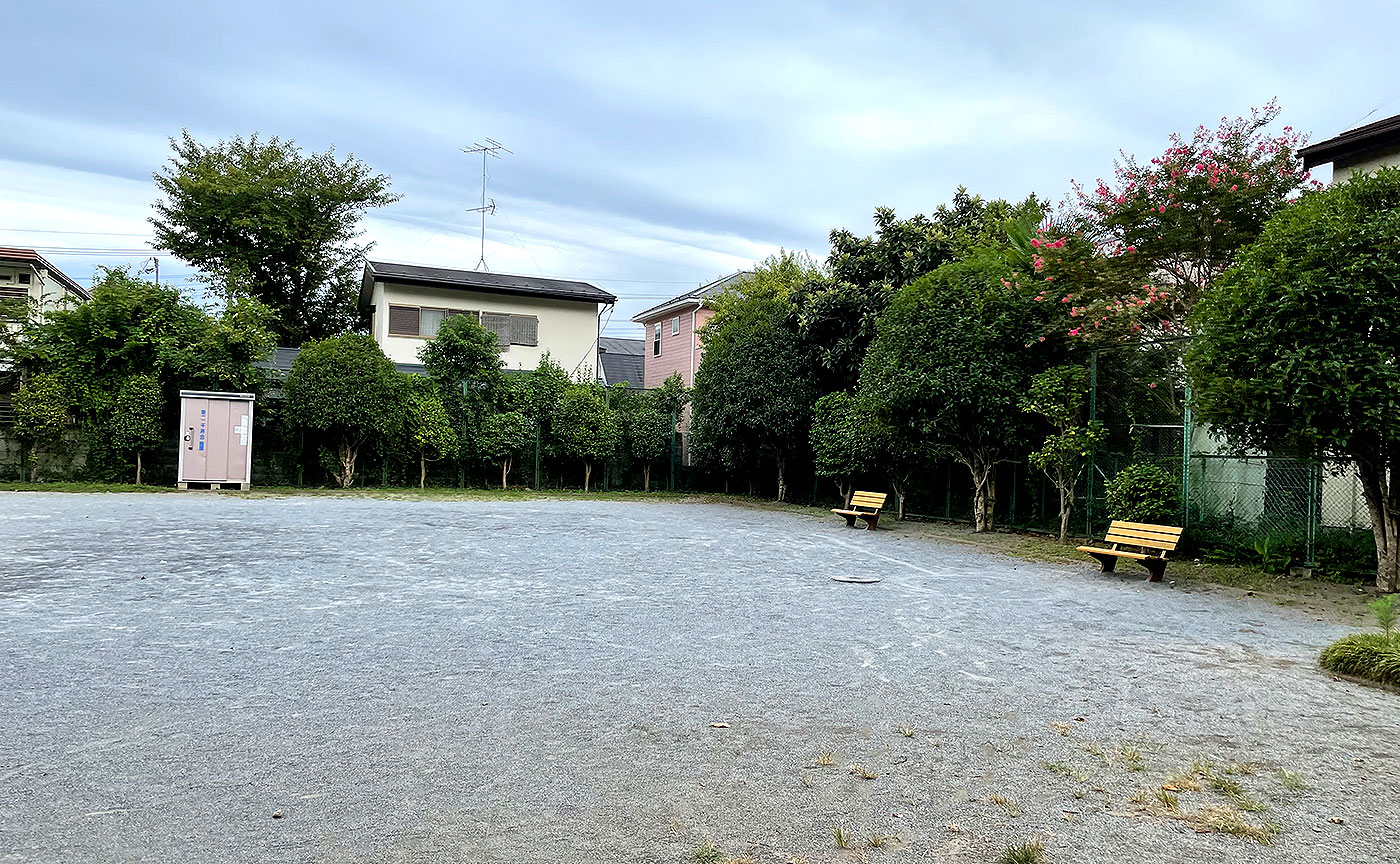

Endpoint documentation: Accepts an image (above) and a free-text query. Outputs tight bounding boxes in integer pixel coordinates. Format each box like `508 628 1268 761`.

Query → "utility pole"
462 139 511 270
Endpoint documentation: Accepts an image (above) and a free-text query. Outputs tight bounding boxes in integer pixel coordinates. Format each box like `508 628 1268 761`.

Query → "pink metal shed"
177 391 255 490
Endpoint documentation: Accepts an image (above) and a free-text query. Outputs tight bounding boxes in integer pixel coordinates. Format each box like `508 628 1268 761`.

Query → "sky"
4 0 1399 339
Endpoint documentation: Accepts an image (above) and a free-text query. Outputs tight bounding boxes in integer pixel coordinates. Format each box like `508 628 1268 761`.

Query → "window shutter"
388 305 420 336
481 312 512 346
510 315 538 346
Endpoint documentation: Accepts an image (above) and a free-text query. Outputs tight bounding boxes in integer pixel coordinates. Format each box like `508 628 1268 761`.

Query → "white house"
359 261 616 373
1300 112 1400 182
0 247 89 322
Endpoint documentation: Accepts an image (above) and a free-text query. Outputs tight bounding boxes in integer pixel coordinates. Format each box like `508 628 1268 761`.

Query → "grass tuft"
694 840 724 864
1277 770 1308 791
815 750 835 766
895 725 916 738
988 795 1022 817
867 832 888 848
832 825 853 850
998 839 1045 864
1319 632 1400 686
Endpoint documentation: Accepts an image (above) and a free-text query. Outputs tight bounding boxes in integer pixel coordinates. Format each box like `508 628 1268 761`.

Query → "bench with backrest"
1076 520 1182 582
832 491 887 530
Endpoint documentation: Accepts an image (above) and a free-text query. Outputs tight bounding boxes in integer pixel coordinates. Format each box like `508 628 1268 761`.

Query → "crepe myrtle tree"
553 381 621 492
403 375 457 489
284 334 403 488
1187 167 1400 592
109 374 165 485
1022 365 1104 542
1072 101 1315 330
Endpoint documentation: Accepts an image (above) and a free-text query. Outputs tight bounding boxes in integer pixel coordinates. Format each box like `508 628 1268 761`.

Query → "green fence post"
534 420 541 490
1180 382 1192 528
1008 463 1018 528
1085 350 1098 536
1306 461 1320 569
669 411 676 492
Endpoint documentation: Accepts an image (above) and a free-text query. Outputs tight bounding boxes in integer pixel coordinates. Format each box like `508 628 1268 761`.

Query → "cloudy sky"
4 0 1397 337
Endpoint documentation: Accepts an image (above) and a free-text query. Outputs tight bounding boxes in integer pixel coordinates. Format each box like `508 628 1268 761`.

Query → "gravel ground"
1 493 1395 864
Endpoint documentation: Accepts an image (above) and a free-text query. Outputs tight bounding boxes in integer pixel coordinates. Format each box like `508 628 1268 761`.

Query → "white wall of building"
370 280 603 373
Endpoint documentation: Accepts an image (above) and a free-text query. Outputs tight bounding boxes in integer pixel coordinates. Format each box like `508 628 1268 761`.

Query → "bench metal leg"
1088 552 1118 574
1140 558 1167 583
843 514 857 528
860 514 879 530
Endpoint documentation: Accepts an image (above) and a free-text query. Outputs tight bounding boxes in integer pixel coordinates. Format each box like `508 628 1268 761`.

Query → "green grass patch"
0 481 176 494
998 839 1045 864
1319 631 1400 687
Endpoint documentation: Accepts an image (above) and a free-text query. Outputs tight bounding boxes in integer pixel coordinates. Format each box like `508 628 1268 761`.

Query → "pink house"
631 272 750 460
630 271 751 391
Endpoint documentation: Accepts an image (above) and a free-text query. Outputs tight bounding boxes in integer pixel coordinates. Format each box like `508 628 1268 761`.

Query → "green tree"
693 256 819 501
1187 167 1400 591
651 371 690 419
284 334 402 488
553 382 621 492
1022 365 1104 542
809 390 868 506
620 391 672 492
477 410 532 489
109 374 165 484
861 250 1052 531
11 373 69 482
151 131 399 345
418 313 506 463
403 376 457 489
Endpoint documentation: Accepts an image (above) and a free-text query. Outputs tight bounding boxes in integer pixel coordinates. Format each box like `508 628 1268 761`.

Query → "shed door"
223 404 251 482
182 397 212 481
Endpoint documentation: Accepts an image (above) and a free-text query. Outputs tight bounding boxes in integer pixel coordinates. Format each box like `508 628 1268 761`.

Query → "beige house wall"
369 280 602 373
1333 151 1397 183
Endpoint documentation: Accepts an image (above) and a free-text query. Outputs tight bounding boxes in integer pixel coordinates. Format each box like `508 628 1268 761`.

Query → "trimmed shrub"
1319 632 1400 687
1105 462 1178 524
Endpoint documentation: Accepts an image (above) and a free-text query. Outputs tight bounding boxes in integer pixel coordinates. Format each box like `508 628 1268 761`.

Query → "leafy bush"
1319 632 1400 687
1105 462 1178 524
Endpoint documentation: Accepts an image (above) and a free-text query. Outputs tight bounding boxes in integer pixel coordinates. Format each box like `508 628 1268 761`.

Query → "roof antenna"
463 138 511 271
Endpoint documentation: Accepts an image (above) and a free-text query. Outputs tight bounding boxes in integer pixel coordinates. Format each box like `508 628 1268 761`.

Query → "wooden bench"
1077 520 1182 582
832 491 887 530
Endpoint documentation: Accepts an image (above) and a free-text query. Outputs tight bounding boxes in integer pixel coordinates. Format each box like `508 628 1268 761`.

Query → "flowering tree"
1070 102 1315 335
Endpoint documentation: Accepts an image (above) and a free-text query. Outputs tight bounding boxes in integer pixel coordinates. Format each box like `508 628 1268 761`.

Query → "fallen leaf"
1162 784 1181 791
709 722 730 728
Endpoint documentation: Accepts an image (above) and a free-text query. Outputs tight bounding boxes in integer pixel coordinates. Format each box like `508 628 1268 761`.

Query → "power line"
0 228 153 237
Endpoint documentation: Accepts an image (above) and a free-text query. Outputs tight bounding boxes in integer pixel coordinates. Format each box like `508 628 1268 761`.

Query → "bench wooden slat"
833 490 886 531
1103 532 1179 550
1111 520 1183 535
1076 545 1150 561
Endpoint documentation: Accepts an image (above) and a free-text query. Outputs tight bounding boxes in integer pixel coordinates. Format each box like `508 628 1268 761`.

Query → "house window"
671 316 680 335
17 273 31 285
386 305 485 338
653 323 662 356
480 312 539 347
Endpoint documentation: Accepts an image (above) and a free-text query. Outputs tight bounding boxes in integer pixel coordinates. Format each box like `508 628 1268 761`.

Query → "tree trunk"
583 460 592 493
891 476 908 520
501 457 511 490
775 453 788 502
336 440 358 489
643 463 651 492
419 453 426 489
961 452 997 533
1058 486 1073 544
834 478 852 508
135 451 143 485
28 445 38 483
1357 457 1400 592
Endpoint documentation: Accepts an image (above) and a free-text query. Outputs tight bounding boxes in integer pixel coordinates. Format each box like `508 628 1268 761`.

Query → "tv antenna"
463 138 511 270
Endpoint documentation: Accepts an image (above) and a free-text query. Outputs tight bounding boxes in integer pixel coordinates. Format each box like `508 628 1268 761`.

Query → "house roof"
630 271 752 323
1300 112 1400 171
254 346 425 377
598 336 644 390
361 260 616 309
0 247 89 300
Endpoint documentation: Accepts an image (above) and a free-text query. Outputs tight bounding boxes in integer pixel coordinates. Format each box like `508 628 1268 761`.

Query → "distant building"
0 247 88 321
630 271 750 390
360 261 616 373
597 337 644 390
1301 113 1400 182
